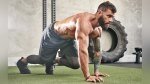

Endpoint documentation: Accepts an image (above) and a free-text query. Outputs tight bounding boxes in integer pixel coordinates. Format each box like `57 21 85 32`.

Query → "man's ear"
97 10 102 15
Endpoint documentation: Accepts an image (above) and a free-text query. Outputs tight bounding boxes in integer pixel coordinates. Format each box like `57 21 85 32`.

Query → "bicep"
75 18 93 37
75 18 92 52
76 31 89 50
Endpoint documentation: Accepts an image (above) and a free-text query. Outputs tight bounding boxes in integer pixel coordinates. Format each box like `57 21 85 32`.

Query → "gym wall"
8 0 42 58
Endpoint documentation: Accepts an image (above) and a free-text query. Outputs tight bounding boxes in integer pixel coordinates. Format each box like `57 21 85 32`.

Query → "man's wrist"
85 75 90 80
94 71 99 74
85 73 91 80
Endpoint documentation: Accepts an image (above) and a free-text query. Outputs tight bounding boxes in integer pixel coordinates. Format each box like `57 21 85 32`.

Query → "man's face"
99 9 114 30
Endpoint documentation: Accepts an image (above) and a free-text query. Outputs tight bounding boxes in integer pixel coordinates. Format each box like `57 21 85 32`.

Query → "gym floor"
103 62 142 69
8 63 142 84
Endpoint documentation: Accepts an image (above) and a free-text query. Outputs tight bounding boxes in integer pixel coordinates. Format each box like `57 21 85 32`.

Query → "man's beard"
98 16 109 30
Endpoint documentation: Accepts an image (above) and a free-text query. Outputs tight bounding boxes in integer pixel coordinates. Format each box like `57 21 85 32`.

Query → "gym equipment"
132 47 142 64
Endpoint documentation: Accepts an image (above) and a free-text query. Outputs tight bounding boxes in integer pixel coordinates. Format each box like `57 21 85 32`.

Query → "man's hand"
94 71 110 77
86 75 104 83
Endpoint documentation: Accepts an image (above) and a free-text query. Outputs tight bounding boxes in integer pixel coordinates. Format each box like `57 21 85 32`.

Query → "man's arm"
89 27 102 76
75 19 92 79
91 27 109 77
92 37 102 76
75 17 103 82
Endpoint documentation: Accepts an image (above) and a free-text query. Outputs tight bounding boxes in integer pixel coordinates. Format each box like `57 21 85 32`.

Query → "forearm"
79 50 90 79
75 18 95 80
76 35 91 79
93 51 102 73
92 37 101 73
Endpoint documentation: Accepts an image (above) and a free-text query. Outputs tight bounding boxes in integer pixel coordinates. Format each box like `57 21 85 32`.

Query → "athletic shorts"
39 22 78 64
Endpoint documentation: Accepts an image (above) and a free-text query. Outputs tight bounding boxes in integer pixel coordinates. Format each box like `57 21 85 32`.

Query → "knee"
71 64 80 69
71 60 80 69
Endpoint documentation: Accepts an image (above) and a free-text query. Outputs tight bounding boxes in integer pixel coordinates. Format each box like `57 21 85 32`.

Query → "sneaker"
45 65 55 75
17 57 31 74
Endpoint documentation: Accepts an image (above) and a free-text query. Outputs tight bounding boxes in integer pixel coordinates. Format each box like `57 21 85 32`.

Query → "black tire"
101 19 128 63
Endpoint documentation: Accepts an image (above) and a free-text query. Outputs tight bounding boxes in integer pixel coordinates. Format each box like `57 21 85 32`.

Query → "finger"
99 73 105 76
86 79 91 82
86 79 96 83
101 73 109 77
97 76 104 82
106 74 110 77
93 79 96 83
100 73 110 77
99 77 104 82
95 77 100 82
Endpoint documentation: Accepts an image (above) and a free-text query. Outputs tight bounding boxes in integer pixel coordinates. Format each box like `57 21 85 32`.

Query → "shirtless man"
17 1 116 82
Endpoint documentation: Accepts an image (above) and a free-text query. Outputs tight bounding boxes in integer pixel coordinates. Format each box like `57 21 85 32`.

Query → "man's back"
54 12 98 39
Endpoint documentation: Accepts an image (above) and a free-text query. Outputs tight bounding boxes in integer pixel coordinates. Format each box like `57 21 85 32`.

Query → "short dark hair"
97 1 117 13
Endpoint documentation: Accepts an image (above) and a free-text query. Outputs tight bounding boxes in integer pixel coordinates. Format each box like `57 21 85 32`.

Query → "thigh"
60 40 78 59
39 46 58 64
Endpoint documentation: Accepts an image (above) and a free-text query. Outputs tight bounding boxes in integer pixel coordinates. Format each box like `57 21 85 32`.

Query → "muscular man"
17 1 116 82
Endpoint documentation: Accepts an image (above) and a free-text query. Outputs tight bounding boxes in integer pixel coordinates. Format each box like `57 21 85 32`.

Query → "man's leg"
17 46 58 74
39 46 58 75
16 54 41 74
57 40 80 69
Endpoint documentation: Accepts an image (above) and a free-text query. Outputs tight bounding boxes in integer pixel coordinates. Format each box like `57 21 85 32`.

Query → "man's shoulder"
77 12 95 18
73 12 95 22
57 12 95 24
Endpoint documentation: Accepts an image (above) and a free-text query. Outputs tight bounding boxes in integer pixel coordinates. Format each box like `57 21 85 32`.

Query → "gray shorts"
39 22 78 65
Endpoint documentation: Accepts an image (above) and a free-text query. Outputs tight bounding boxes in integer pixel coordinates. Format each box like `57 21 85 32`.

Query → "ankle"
21 57 28 64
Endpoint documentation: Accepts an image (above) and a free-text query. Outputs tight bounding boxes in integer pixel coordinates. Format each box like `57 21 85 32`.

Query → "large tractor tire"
100 19 128 63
